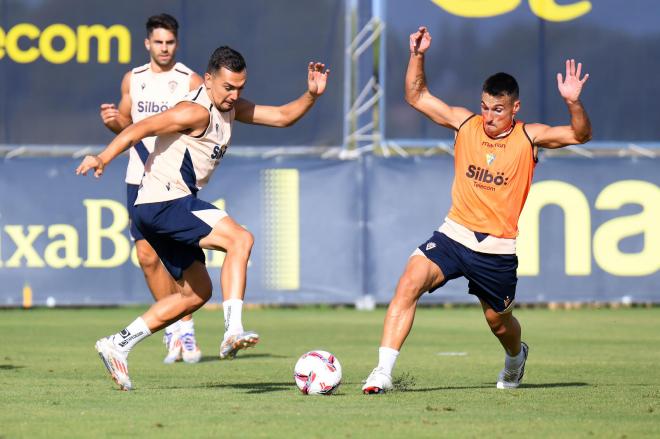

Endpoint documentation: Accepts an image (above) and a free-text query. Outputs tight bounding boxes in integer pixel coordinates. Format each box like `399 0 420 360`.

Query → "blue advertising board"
0 155 658 305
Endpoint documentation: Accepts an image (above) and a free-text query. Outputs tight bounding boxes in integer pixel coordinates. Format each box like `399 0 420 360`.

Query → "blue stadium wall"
0 155 658 305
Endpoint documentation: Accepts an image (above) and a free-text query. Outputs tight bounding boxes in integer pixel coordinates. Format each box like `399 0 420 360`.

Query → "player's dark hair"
482 72 519 100
207 46 246 74
146 14 179 38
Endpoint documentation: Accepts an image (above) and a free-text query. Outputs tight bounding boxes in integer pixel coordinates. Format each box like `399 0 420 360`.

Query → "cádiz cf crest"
486 153 496 165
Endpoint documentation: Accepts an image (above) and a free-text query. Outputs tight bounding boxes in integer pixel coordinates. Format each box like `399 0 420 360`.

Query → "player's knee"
136 245 160 270
485 315 508 337
231 229 254 256
395 274 424 302
186 285 212 308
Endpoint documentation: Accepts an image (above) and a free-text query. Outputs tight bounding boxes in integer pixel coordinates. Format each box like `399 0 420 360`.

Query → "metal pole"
343 0 357 149
373 0 386 149
538 17 547 124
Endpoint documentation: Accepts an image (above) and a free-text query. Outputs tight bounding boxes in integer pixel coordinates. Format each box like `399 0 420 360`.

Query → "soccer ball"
293 350 342 395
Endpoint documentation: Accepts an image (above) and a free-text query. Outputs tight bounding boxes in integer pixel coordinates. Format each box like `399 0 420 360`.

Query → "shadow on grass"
197 353 290 363
199 381 294 394
0 364 25 371
401 382 590 392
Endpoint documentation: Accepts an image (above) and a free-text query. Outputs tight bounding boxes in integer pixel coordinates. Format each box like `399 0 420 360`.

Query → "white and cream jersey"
125 62 194 184
135 86 235 205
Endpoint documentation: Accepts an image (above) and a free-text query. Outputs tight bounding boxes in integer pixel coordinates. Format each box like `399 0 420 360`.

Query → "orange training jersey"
447 114 536 239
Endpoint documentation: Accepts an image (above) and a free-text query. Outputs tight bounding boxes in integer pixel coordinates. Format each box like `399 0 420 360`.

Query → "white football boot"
362 367 393 394
497 341 529 389
95 337 132 391
180 332 202 364
219 331 259 360
162 329 182 364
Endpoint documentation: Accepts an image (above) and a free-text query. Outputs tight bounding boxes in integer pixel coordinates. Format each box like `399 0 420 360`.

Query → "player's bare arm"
100 71 133 134
77 102 209 178
405 27 471 131
234 62 329 127
526 59 592 148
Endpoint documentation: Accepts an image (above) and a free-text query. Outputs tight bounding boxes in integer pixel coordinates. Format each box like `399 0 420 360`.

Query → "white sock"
223 299 244 336
179 318 195 335
377 346 399 376
165 320 181 335
505 346 525 370
111 317 151 354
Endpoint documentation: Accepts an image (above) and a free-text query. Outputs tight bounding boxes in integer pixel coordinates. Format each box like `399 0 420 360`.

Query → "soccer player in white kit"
77 46 330 390
99 14 204 364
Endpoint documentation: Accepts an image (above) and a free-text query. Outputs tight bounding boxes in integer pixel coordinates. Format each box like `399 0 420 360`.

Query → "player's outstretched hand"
410 26 432 55
100 103 120 125
76 155 105 179
557 59 589 103
307 62 330 97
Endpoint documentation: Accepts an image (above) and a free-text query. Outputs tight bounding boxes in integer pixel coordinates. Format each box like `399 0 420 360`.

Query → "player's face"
481 93 520 137
145 28 178 68
205 67 247 112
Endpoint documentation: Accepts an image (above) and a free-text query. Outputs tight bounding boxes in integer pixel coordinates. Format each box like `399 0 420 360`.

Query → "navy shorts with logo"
126 184 144 241
418 231 518 313
134 195 223 280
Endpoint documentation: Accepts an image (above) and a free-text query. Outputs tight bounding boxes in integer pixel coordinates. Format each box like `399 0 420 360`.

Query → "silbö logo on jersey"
137 100 170 114
466 165 508 192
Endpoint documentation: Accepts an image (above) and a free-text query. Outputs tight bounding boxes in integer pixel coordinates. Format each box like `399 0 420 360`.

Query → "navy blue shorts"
133 195 227 280
418 231 518 313
126 184 143 241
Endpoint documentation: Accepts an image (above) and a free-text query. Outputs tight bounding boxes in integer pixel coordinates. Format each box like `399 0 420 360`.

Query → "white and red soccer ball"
294 350 342 395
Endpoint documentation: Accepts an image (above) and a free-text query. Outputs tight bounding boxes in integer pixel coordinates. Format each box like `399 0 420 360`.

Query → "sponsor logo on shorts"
425 242 436 251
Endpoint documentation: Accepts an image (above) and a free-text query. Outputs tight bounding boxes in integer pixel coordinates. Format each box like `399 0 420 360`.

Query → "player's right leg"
198 216 259 359
362 254 445 394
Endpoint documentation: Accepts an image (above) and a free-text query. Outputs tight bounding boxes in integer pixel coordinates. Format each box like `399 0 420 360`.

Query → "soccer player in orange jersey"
362 26 591 394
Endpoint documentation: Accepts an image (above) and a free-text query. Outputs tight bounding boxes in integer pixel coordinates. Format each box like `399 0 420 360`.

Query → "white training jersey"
135 86 235 205
125 62 195 184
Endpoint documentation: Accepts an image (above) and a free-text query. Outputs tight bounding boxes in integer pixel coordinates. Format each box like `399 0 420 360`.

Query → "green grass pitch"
1 306 659 438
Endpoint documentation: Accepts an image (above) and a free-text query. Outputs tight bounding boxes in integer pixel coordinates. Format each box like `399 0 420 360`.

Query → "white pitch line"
436 352 468 356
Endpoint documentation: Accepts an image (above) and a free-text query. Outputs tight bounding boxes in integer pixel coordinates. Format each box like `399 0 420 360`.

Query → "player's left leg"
198 215 259 359
480 300 528 389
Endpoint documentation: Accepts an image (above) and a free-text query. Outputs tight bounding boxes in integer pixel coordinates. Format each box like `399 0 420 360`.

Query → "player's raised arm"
76 102 209 178
100 71 133 134
526 59 592 148
405 27 472 131
234 62 329 127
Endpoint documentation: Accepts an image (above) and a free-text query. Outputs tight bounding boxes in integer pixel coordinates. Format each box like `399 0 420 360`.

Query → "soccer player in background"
78 46 330 391
99 13 205 364
362 26 591 394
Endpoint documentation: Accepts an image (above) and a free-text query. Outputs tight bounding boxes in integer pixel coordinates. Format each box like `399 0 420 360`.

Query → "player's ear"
512 99 521 115
144 38 150 51
204 72 213 88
